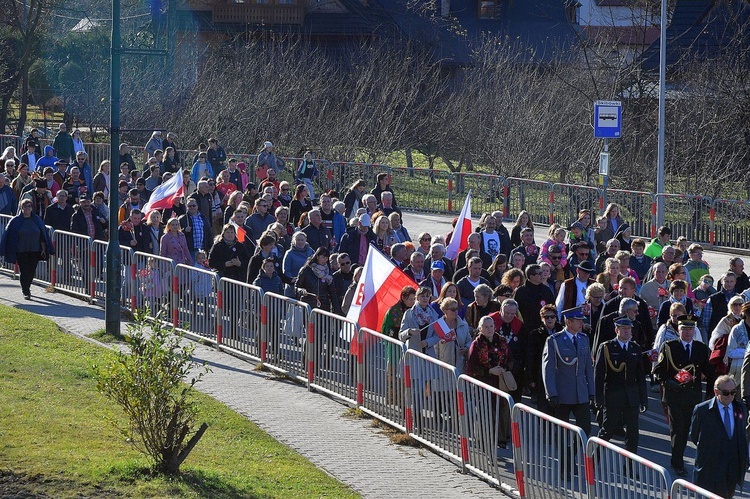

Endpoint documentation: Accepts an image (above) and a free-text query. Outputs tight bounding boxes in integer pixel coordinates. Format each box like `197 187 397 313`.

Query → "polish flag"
232 223 247 243
445 190 472 261
142 168 184 218
346 245 416 333
433 317 455 342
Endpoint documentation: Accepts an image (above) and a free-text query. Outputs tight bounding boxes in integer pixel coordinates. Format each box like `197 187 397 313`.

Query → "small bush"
94 315 210 475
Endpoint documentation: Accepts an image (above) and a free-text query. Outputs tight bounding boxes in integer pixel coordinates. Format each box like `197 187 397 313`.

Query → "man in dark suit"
653 315 715 477
690 375 748 498
594 317 648 455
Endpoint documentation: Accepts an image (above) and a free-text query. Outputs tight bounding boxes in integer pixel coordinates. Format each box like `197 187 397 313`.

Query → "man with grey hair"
301 208 332 251
404 250 426 283
390 243 408 269
593 297 640 361
489 298 528 402
595 238 621 274
43 188 73 231
187 179 213 223
425 243 454 281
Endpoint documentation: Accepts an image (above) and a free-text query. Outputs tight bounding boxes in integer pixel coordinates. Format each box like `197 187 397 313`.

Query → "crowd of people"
1 126 748 497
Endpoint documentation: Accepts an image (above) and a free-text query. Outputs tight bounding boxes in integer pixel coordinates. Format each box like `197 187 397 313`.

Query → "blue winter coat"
0 212 55 264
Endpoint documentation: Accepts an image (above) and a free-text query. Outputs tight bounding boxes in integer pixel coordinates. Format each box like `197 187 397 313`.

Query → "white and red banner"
142 168 184 219
346 245 415 332
433 317 456 342
445 190 472 261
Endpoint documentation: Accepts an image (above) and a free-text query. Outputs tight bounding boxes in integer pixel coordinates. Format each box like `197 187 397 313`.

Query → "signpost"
594 100 622 207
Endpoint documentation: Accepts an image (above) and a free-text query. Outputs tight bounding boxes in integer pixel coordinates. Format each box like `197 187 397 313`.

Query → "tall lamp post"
655 0 668 227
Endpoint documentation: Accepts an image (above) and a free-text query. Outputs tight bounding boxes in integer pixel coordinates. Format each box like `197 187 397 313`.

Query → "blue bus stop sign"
594 100 622 139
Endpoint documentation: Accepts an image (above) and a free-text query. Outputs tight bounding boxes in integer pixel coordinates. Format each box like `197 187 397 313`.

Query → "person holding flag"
434 297 472 374
445 191 472 261
399 287 440 356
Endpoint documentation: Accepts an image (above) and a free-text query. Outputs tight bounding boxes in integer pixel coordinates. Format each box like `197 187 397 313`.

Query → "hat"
136 178 146 185
614 317 633 327
431 260 445 271
575 260 596 273
118 180 129 188
237 161 247 172
43 167 54 175
264 141 273 149
54 159 69 167
677 314 697 328
358 213 371 227
34 178 47 188
562 307 585 320
78 192 91 201
569 221 585 231
615 223 632 238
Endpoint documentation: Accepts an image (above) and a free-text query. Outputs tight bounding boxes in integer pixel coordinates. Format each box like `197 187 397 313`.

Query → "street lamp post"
655 0 667 227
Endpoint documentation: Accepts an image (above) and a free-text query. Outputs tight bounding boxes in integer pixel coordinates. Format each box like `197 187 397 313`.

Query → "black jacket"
178 213 213 252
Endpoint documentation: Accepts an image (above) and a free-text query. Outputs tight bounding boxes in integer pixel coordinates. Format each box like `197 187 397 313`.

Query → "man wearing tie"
653 315 714 477
542 307 595 435
690 375 748 498
594 317 648 455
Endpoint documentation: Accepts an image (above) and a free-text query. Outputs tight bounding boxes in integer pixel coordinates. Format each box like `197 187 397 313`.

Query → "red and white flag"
445 190 472 260
142 168 184 219
346 245 416 333
433 317 455 342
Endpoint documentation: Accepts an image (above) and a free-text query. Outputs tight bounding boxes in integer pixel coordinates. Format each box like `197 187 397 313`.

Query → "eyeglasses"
718 389 737 396
282 188 291 191
550 256 561 260
501 293 512 298
420 237 431 242
543 315 557 320
340 261 352 266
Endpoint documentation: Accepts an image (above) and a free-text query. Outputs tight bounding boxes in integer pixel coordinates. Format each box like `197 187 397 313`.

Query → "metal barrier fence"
606 189 655 239
457 172 505 215
511 403 589 498
552 183 600 228
329 162 384 197
358 327 407 432
505 178 554 226
711 198 750 249
670 479 723 499
457 374 515 487
308 309 358 405
403 349 463 467
52 230 93 300
174 263 220 342
132 251 176 324
389 166 453 213
90 241 134 309
586 436 671 499
32 225 55 287
262 291 311 383
657 193 713 246
218 278 264 362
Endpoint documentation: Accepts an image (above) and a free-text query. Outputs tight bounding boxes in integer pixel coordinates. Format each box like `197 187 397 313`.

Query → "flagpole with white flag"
445 190 472 261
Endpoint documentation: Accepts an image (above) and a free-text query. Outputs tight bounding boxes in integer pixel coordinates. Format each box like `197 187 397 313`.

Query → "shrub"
94 315 210 475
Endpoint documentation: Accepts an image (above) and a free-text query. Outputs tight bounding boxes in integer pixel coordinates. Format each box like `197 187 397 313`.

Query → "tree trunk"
0 93 11 134
14 64 29 136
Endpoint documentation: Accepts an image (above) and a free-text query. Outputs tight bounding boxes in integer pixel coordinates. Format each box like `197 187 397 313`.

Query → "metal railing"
457 374 515 486
174 263 220 342
403 349 463 467
262 291 311 383
132 251 176 324
308 309 358 405
586 436 671 499
52 230 93 300
670 479 723 499
511 403 589 498
218 278 264 362
358 327 407 431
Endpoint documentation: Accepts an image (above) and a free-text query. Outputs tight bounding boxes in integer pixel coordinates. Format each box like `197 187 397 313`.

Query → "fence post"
709 202 716 247
260 297 268 362
548 187 555 225
356 328 364 406
456 386 469 469
216 285 223 345
171 271 179 328
403 363 413 433
447 174 454 212
651 197 657 238
89 244 97 301
49 240 57 288
511 417 525 497
307 317 315 388
502 182 510 220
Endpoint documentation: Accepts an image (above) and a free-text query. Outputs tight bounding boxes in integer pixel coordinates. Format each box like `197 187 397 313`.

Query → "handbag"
498 369 517 393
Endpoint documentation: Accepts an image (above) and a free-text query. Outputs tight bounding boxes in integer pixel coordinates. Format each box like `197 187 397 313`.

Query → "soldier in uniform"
594 317 648 455
653 315 714 477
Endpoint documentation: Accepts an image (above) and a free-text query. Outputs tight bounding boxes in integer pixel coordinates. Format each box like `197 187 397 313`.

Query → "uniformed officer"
594 317 648 454
653 314 714 477
542 307 595 435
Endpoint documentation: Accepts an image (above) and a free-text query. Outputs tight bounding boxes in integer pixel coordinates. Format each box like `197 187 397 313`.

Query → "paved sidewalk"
0 275 504 499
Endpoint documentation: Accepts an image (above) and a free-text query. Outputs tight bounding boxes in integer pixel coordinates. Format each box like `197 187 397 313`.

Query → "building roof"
640 0 750 73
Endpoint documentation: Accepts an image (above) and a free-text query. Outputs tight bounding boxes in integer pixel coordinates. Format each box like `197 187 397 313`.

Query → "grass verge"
0 304 359 498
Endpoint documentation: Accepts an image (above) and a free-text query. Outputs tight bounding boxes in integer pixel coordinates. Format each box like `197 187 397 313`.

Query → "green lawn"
0 304 359 498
